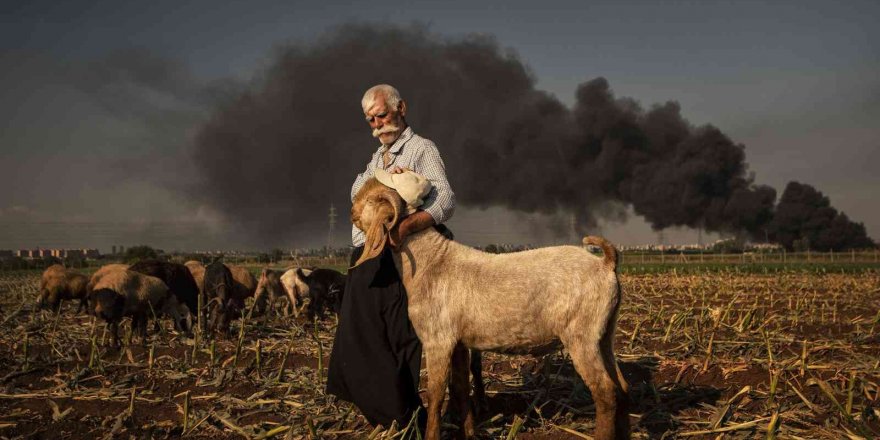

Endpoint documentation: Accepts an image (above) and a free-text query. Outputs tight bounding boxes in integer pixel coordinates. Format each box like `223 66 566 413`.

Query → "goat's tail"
583 236 618 271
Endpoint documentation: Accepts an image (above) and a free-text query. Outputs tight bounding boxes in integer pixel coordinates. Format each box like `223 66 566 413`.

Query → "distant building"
16 249 40 258
13 248 101 259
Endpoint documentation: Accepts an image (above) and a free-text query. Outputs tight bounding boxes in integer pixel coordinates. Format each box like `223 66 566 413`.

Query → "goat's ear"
352 214 387 268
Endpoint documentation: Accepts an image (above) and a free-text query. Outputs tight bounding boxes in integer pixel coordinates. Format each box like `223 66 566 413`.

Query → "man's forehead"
365 100 387 116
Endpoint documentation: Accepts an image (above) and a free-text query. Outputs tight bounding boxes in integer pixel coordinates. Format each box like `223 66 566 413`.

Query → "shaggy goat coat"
350 178 629 440
129 259 200 322
279 267 312 316
38 264 89 312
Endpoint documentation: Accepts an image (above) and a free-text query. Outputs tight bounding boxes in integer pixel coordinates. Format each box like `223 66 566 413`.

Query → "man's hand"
388 166 411 174
389 210 435 249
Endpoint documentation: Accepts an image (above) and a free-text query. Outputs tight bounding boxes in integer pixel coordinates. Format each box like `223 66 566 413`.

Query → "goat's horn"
380 190 401 230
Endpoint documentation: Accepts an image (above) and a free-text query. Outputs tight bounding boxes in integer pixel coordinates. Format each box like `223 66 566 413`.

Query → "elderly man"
326 84 455 430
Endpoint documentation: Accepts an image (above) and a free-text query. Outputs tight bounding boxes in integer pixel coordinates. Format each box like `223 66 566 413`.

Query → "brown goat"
89 267 184 347
38 264 89 313
351 178 629 440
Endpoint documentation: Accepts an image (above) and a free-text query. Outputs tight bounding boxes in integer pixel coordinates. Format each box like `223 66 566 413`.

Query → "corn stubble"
0 268 877 439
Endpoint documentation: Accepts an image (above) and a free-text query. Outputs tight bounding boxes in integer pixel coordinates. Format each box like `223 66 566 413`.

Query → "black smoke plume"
190 24 873 250
769 182 874 251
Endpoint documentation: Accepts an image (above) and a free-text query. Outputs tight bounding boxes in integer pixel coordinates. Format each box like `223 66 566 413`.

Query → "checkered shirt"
350 127 456 247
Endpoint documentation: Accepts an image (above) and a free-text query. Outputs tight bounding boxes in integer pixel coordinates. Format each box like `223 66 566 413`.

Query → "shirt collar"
382 126 413 154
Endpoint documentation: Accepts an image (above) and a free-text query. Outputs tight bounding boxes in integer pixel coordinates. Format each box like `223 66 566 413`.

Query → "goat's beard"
372 124 400 142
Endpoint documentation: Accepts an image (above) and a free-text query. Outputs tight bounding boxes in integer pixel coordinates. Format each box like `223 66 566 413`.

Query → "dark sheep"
38 264 89 313
297 268 346 321
128 259 199 332
204 261 236 335
88 268 183 347
252 268 285 317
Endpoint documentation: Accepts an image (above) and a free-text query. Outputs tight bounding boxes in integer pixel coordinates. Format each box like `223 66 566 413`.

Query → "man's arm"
411 142 455 224
389 210 435 248
389 142 455 245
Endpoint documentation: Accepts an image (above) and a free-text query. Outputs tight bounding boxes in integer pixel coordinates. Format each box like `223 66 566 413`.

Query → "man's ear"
398 100 407 117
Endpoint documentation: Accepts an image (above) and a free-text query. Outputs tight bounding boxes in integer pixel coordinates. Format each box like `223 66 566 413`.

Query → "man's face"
365 94 405 146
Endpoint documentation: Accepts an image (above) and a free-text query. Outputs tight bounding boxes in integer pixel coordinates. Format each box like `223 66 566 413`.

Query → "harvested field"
0 268 878 439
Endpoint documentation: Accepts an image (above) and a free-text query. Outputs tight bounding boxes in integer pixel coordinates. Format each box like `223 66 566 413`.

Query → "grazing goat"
38 264 89 313
351 178 629 440
229 265 257 307
296 268 345 321
129 259 199 332
279 267 313 316
204 262 236 335
185 261 206 297
252 268 287 317
89 268 185 347
87 263 129 293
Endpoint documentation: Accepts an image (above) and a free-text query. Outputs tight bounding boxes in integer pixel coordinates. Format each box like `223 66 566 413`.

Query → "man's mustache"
372 124 399 138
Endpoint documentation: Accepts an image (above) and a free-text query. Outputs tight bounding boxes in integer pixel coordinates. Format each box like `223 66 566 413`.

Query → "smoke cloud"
769 182 874 251
190 24 873 250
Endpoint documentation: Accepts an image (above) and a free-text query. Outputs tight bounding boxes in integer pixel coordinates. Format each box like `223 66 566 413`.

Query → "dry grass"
0 269 878 439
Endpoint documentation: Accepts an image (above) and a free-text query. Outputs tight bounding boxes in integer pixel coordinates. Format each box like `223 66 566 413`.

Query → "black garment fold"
326 246 424 428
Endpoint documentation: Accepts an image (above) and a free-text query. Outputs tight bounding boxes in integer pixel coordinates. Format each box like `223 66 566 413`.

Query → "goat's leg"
449 343 475 439
470 350 487 416
282 287 298 318
109 322 120 348
567 342 628 440
136 313 149 345
267 294 277 320
602 328 630 399
424 344 455 440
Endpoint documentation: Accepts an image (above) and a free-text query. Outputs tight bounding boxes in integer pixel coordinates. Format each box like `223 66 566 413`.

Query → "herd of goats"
29 177 632 440
36 259 346 346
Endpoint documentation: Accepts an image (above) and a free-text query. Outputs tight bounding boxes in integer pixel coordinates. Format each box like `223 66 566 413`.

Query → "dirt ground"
0 269 878 439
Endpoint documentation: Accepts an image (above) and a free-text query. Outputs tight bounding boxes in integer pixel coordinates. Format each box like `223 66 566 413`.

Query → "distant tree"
175 253 207 264
124 245 159 263
64 255 86 269
271 248 284 263
39 256 62 268
792 237 811 253
257 253 271 264
0 256 28 270
484 244 500 254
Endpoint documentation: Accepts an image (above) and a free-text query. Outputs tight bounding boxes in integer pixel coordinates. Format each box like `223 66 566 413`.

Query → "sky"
1 0 878 252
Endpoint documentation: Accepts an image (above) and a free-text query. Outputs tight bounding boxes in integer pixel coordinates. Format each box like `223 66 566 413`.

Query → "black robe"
326 246 424 428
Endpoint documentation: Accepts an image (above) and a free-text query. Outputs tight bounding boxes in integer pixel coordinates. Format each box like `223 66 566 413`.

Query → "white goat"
279 267 312 317
351 178 629 440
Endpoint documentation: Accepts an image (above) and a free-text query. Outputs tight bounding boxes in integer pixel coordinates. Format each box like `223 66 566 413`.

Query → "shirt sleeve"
415 142 456 225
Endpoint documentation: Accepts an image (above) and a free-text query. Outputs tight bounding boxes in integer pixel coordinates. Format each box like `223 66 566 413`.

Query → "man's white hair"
362 84 402 113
